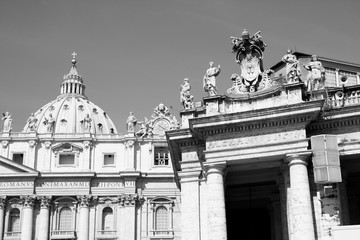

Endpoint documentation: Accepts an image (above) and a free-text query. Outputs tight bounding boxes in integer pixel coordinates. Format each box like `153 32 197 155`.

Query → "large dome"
22 53 117 134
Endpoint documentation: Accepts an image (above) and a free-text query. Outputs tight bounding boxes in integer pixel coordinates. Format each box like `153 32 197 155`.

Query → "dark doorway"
226 207 271 240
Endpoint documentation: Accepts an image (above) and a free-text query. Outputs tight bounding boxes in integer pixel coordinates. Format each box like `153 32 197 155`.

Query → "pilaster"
0 197 6 240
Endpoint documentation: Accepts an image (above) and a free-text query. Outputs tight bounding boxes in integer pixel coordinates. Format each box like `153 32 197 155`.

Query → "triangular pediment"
0 155 38 175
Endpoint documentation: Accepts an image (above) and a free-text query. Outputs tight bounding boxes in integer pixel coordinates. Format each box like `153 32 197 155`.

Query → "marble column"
77 196 91 240
277 170 289 240
206 163 227 240
0 197 6 240
38 196 51 240
119 195 138 240
285 153 315 240
21 196 35 240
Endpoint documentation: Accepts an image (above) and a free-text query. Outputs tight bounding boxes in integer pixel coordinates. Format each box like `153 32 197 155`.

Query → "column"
77 196 91 240
206 163 227 240
21 196 35 240
285 153 315 240
0 197 6 240
119 195 138 240
38 196 51 240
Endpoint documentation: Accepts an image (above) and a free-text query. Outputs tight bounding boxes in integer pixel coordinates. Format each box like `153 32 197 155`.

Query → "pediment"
0 155 38 175
51 143 83 152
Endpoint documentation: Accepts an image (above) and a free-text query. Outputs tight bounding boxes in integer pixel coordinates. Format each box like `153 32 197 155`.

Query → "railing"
96 230 117 239
4 231 21 239
150 230 174 237
51 230 76 239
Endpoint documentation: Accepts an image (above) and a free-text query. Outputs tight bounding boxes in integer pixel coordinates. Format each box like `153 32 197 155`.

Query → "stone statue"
180 78 194 110
203 62 221 96
304 55 325 91
2 112 12 132
44 114 56 132
83 114 92 132
282 49 301 83
126 112 137 132
27 113 38 131
136 117 151 139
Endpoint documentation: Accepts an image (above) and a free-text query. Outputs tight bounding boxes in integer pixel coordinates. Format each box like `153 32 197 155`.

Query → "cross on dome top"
71 51 77 66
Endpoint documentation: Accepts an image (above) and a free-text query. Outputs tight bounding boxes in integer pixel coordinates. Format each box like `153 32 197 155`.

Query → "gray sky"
1 0 359 132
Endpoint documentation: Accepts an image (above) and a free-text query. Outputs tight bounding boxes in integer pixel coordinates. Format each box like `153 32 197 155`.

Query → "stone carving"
126 112 137 133
43 141 52 149
180 78 194 110
203 62 221 96
52 143 82 157
231 29 266 93
21 195 36 208
2 112 12 132
39 196 52 208
28 140 37 148
136 117 153 139
304 55 325 92
118 194 144 206
83 140 92 149
281 49 301 83
152 103 170 118
26 113 38 131
0 197 6 209
77 195 92 207
44 114 56 132
1 140 9 148
81 114 92 132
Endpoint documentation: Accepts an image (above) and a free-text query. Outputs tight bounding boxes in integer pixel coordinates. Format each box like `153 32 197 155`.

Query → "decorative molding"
77 195 92 208
38 196 52 209
83 140 92 149
21 195 36 208
118 194 144 206
1 140 9 148
0 196 6 209
28 140 37 148
43 141 52 149
125 140 134 148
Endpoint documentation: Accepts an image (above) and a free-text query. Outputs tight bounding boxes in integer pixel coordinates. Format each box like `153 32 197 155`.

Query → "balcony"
96 230 117 239
4 232 21 240
51 230 76 239
150 230 174 239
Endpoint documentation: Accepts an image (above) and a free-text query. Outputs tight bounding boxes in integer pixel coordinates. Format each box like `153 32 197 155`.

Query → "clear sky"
1 0 359 132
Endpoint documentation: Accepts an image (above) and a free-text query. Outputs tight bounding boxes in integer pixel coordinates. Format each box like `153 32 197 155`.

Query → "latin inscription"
91 182 123 188
0 181 34 188
207 130 305 150
36 181 89 188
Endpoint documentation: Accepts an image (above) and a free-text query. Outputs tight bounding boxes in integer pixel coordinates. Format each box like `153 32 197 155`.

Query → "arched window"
155 206 168 231
59 207 73 230
102 207 113 231
8 208 20 232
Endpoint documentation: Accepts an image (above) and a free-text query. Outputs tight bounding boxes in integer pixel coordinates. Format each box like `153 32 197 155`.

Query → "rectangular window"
104 154 115 166
59 154 75 165
12 154 24 165
154 147 169 166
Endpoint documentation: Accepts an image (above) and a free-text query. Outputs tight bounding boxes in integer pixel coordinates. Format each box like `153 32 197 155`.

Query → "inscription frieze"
0 181 34 188
36 181 89 188
207 130 305 150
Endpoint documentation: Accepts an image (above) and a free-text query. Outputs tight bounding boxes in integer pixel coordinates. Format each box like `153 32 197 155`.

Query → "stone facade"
167 33 360 240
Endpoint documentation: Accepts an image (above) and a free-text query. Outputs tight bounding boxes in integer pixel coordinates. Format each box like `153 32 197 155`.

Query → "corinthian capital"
21 195 36 208
77 195 92 207
0 196 6 209
118 194 144 206
38 196 52 209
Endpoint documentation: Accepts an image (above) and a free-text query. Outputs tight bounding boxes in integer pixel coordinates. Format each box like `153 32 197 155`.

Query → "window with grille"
155 206 168 230
102 207 113 230
154 147 169 166
59 207 73 230
8 208 20 232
